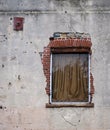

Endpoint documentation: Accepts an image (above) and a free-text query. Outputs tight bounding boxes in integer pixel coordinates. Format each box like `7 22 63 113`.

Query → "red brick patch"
42 37 94 102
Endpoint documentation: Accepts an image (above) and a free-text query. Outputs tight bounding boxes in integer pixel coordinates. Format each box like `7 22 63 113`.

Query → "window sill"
46 103 94 108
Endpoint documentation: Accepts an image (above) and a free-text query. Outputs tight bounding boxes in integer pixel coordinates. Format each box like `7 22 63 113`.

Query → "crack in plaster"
61 114 77 127
58 108 84 130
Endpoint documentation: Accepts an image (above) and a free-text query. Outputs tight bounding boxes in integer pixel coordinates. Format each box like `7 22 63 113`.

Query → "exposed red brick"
42 37 94 101
45 87 50 95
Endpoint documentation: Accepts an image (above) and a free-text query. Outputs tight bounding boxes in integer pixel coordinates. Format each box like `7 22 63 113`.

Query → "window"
42 32 94 107
50 52 90 104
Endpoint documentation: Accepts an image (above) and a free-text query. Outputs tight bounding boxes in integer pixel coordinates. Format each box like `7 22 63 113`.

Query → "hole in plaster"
18 75 21 80
39 52 43 59
0 106 3 109
0 105 6 109
8 82 12 86
10 18 13 20
2 64 4 68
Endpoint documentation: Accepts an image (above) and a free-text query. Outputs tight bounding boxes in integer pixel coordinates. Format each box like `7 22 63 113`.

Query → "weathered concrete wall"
0 0 110 130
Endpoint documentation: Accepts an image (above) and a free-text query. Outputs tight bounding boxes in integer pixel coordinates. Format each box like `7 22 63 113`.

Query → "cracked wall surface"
0 0 110 130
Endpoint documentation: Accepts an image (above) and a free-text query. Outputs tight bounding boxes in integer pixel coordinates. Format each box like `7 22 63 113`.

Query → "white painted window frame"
49 53 91 105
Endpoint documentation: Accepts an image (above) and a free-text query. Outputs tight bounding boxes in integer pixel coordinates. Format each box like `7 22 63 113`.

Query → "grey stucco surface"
0 0 110 130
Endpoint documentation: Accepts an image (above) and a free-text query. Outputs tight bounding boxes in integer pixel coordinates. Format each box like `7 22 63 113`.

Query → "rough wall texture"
0 0 110 130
